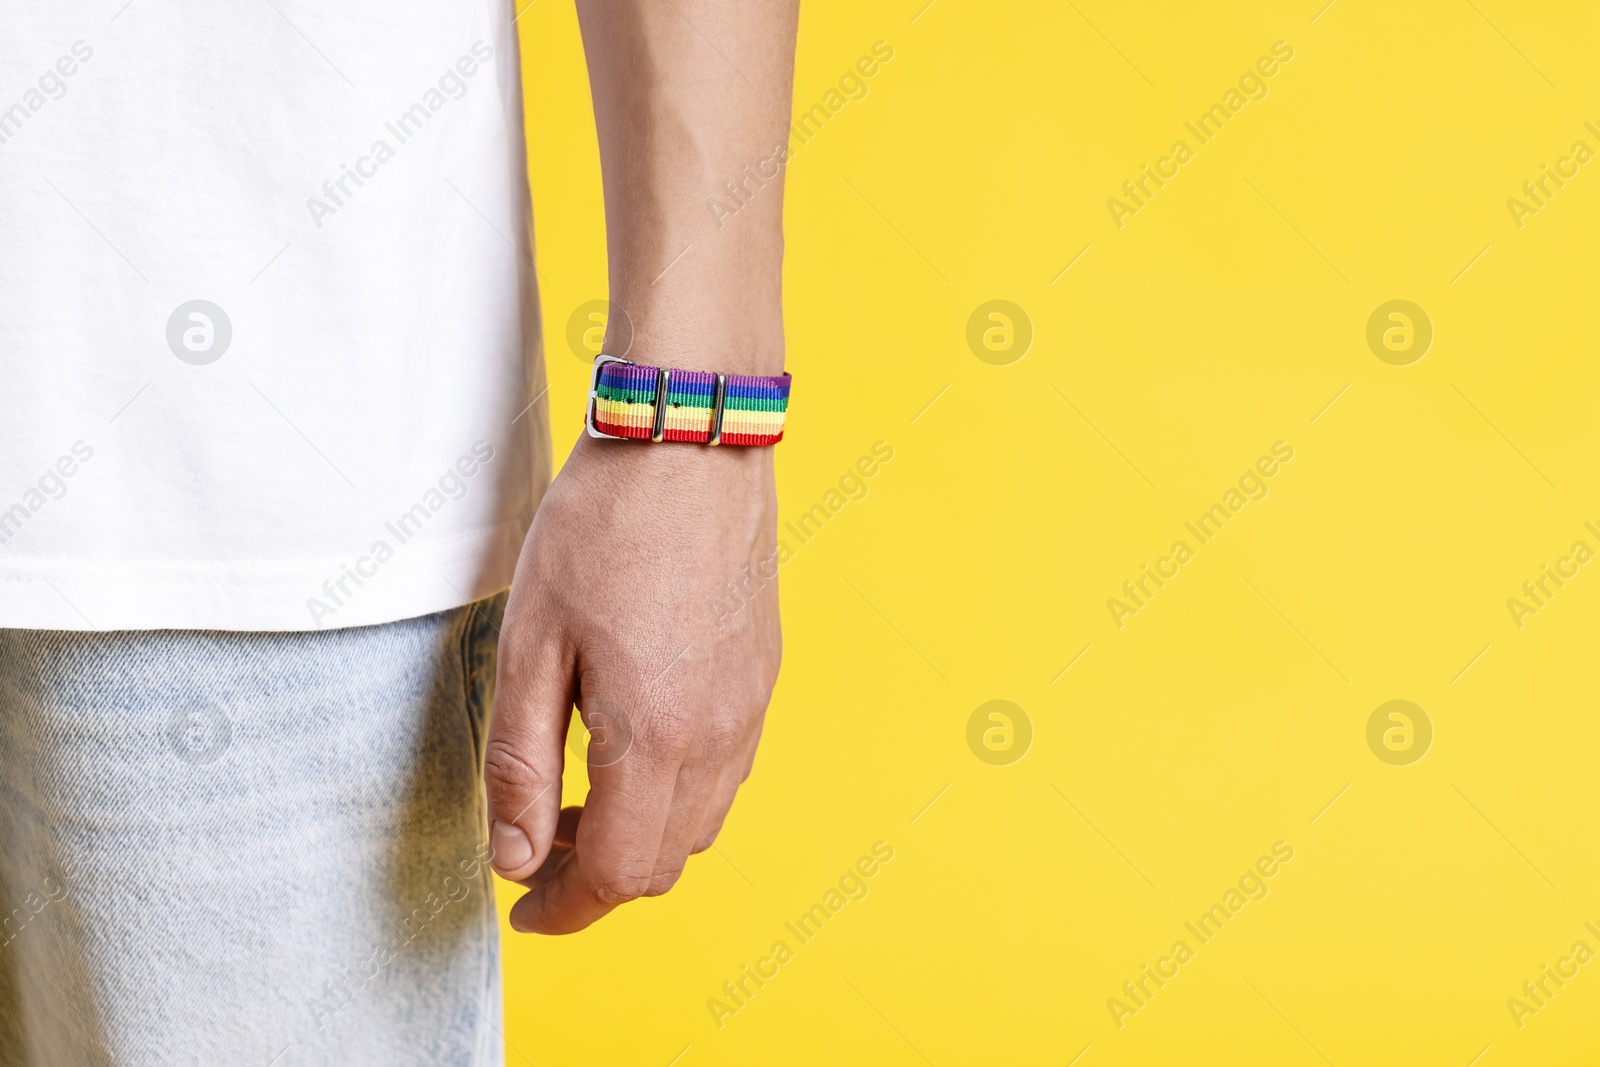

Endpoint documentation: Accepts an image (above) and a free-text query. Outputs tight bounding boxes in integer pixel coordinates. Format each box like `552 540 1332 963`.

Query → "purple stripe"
599 364 789 398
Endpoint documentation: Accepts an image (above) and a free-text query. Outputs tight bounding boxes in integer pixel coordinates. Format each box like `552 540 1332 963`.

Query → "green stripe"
665 388 714 409
595 383 655 403
596 383 788 413
723 395 788 412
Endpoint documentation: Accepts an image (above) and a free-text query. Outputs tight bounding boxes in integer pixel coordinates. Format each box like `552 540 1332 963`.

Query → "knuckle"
699 715 747 762
483 739 545 796
636 710 695 762
590 871 652 907
646 866 686 896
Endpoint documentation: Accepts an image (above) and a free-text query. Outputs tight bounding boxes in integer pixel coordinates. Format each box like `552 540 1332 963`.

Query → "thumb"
485 638 571 882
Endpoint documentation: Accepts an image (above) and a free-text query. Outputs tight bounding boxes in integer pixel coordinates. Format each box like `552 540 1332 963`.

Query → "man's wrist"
603 249 785 377
602 330 785 377
571 434 775 493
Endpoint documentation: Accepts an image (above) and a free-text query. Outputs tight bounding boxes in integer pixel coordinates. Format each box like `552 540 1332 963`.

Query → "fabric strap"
591 362 790 445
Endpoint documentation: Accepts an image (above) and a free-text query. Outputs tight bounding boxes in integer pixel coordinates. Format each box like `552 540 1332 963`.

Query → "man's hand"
485 436 781 933
484 0 797 933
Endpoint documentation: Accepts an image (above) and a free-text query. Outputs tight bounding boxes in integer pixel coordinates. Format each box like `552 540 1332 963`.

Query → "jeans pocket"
459 591 508 772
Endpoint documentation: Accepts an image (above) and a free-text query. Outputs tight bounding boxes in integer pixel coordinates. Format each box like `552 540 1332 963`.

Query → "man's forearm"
576 0 799 376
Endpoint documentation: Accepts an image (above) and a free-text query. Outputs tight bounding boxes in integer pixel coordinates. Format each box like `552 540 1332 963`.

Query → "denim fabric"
0 594 508 1066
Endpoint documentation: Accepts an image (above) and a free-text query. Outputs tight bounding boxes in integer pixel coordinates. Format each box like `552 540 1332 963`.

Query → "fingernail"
490 820 533 873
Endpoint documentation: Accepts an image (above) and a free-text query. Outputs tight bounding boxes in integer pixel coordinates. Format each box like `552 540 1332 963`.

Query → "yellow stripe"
596 397 784 438
720 409 786 434
595 397 654 428
663 408 714 434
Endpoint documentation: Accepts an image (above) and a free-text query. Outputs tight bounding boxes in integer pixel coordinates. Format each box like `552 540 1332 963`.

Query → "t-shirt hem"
0 519 530 633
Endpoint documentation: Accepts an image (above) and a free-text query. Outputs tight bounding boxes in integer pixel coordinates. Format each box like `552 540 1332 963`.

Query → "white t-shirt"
0 1 548 631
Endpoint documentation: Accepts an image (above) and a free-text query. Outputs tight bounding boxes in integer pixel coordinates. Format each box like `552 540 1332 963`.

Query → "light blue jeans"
0 595 508 1066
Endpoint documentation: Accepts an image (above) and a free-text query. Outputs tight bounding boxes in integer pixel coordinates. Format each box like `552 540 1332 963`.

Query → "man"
0 1 796 1062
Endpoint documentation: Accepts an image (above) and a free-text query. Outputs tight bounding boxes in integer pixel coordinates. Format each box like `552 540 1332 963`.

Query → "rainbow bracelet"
586 356 791 446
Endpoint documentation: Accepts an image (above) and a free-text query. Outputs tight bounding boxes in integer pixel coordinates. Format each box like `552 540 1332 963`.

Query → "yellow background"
508 1 1600 1063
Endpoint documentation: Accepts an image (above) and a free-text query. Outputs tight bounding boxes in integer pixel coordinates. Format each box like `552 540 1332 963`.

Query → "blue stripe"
725 384 790 401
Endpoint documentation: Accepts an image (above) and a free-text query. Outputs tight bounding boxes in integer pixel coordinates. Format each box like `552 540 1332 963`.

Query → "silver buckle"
585 354 633 439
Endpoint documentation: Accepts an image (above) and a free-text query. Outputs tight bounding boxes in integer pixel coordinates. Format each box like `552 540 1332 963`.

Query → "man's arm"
484 0 800 935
